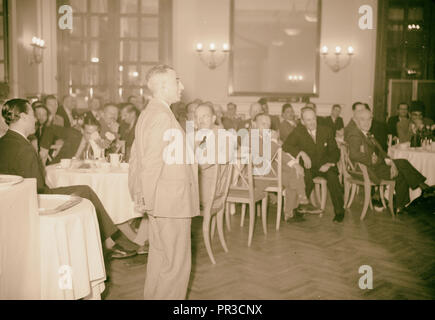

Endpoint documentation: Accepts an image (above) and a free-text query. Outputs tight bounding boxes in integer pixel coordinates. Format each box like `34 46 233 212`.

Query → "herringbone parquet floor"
103 193 435 300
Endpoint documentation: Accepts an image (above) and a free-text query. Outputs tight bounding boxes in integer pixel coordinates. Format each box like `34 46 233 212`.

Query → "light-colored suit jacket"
128 98 200 218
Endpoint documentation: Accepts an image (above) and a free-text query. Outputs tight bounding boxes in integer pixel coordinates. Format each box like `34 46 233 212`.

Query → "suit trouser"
144 214 191 300
374 159 426 208
45 185 118 241
304 166 344 215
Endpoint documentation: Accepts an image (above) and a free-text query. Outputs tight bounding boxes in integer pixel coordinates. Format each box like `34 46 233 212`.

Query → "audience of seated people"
0 99 140 259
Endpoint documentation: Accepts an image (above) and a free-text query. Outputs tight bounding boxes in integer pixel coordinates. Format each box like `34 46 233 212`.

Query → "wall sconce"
29 37 46 65
320 45 354 72
195 42 230 70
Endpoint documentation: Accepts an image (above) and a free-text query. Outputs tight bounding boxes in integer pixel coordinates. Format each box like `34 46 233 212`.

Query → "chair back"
340 143 363 180
229 153 255 201
203 164 233 216
254 147 282 190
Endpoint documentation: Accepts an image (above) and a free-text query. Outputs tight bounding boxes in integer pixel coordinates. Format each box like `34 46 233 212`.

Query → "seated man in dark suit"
283 107 345 222
344 108 428 213
349 102 389 151
222 102 242 130
119 102 139 161
0 99 140 259
305 102 327 127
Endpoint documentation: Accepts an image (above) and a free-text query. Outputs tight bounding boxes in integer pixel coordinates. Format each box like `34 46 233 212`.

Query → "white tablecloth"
46 165 141 224
39 194 106 300
390 146 435 201
0 179 41 299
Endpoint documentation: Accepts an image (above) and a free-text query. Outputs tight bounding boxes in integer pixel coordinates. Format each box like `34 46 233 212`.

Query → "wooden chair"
342 147 395 220
201 163 233 264
311 177 327 215
225 155 268 247
251 147 285 230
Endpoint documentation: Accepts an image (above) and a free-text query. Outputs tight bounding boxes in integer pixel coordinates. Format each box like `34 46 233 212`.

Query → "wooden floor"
103 193 435 300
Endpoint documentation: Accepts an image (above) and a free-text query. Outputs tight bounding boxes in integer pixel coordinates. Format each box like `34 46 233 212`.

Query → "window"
0 0 9 84
57 0 172 102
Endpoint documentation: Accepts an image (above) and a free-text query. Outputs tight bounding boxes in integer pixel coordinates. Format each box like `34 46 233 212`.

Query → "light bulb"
222 43 229 52
196 43 203 51
209 43 216 51
335 46 342 54
347 46 354 54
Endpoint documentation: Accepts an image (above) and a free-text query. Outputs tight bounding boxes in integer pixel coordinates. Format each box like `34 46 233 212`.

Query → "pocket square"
324 142 327 147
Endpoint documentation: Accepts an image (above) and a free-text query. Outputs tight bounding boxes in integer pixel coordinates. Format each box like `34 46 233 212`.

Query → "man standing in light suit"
128 65 200 299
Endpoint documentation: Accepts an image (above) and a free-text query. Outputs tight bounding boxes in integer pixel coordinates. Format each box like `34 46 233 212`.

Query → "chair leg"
248 202 255 247
261 197 268 235
211 215 216 239
276 191 283 230
344 181 350 208
257 203 261 217
369 186 374 210
320 182 327 211
225 202 231 231
310 190 317 207
240 203 246 227
315 183 322 208
230 203 236 215
360 183 371 220
216 209 228 253
202 215 216 264
347 184 357 208
388 183 395 219
379 185 387 209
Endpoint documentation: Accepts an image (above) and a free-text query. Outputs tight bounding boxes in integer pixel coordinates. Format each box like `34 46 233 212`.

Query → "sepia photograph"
0 0 434 309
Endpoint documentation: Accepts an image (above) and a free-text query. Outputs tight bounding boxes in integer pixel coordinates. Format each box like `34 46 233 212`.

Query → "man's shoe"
298 203 322 214
110 244 137 259
333 213 344 223
287 210 306 223
284 210 294 221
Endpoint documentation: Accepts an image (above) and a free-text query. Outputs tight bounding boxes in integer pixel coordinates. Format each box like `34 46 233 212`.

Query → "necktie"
310 130 316 143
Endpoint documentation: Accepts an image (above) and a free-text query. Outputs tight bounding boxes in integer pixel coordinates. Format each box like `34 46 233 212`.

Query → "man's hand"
390 163 398 178
298 151 311 169
371 152 378 165
319 163 335 173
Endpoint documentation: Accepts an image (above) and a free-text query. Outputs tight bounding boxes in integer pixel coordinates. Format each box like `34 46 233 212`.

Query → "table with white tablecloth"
390 146 435 201
0 179 41 299
39 194 106 300
46 165 142 225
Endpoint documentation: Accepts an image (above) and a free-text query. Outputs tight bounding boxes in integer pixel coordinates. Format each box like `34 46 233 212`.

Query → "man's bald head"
355 108 373 132
195 103 216 129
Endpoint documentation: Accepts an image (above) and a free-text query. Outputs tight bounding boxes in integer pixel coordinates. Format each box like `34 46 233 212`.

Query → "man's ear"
212 115 216 124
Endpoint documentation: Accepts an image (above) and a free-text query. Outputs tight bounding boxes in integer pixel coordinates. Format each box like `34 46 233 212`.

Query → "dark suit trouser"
304 166 344 215
374 159 426 208
44 185 118 242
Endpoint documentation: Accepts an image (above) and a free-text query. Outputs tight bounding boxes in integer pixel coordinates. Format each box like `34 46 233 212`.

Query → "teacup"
60 159 71 169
